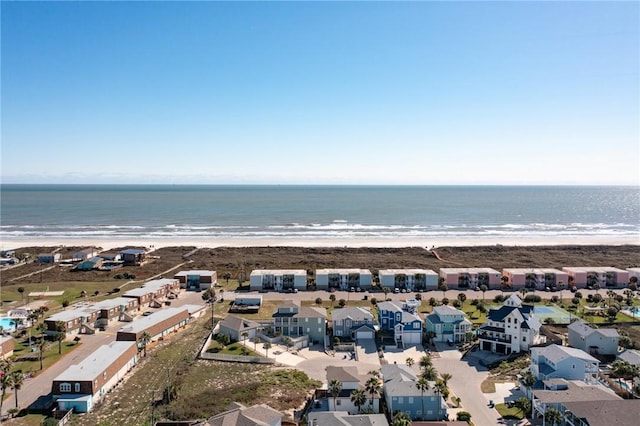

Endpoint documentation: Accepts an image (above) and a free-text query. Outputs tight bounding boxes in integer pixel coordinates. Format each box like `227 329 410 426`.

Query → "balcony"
479 333 512 344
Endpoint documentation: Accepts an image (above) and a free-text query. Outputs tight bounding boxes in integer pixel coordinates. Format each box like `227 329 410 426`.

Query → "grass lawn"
11 339 82 376
495 403 525 420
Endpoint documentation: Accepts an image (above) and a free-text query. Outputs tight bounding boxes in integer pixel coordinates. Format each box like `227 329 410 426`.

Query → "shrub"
414 293 422 300
524 294 541 303
428 297 437 306
574 291 583 299
493 294 505 303
112 287 120 293
441 298 450 305
452 300 461 308
338 299 346 307
470 299 479 306
457 411 472 422
550 296 559 304
370 297 377 305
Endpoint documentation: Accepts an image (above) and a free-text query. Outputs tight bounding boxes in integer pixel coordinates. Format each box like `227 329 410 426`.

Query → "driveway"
431 342 502 426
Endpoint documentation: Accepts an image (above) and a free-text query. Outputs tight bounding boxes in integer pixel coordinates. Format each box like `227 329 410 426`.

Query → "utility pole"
151 390 156 426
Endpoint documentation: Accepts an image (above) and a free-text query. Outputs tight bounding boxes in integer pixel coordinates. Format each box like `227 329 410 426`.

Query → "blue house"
425 305 472 344
381 364 447 421
377 300 423 347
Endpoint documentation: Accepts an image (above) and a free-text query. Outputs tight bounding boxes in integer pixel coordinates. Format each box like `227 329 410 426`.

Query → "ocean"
0 185 638 244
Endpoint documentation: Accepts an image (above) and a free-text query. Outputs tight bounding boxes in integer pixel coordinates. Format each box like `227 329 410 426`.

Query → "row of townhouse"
51 305 203 413
44 278 181 336
248 266 639 293
319 364 447 422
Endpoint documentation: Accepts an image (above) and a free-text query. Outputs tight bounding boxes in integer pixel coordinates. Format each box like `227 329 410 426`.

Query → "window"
398 397 403 403
75 383 80 392
103 372 107 379
522 336 527 342
427 410 433 415
408 397 414 404
336 399 341 406
60 383 71 392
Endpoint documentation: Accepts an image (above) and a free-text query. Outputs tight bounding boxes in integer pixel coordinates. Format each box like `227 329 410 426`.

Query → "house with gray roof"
563 398 640 426
202 402 283 426
272 301 327 345
331 307 375 340
478 295 542 354
617 349 640 367
218 314 262 342
567 320 619 356
380 364 446 421
324 366 380 413
308 412 388 426
530 344 600 383
425 305 471 344
377 300 423 347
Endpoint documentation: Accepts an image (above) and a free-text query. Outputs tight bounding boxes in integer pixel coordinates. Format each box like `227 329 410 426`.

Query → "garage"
354 325 375 340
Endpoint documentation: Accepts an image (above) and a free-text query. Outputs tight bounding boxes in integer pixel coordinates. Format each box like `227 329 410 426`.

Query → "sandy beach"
2 235 639 252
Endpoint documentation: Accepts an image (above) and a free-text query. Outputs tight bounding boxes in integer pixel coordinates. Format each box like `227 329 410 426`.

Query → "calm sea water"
0 185 638 242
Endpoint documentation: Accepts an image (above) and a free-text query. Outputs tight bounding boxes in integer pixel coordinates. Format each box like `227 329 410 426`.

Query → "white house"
439 267 501 289
478 294 543 354
425 305 472 344
530 345 600 383
378 269 438 292
316 269 372 291
567 321 619 356
249 269 307 292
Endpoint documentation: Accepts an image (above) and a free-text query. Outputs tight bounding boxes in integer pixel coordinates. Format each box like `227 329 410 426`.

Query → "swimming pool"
0 317 17 331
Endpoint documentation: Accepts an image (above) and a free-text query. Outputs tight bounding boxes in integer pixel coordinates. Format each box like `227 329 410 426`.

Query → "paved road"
1 289 207 417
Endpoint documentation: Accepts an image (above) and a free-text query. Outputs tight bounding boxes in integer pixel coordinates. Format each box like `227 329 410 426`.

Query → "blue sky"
2 1 639 185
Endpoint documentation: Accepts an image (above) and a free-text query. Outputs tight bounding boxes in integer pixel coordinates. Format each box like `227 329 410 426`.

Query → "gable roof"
381 364 438 397
568 321 619 339
563 399 640 426
326 366 361 383
617 349 640 366
433 305 465 317
533 344 599 364
218 315 261 333
204 402 282 426
331 307 373 322
308 412 389 426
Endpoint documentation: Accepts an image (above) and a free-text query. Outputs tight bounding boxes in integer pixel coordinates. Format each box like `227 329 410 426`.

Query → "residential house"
92 297 139 325
325 365 379 413
218 315 262 342
52 341 138 413
316 269 372 291
0 250 15 258
122 278 180 309
567 321 619 356
331 307 375 340
530 345 600 383
531 379 620 425
272 300 327 346
381 364 447 421
502 268 569 290
377 300 423 347
438 268 500 289
73 256 104 271
116 307 190 345
119 248 146 266
72 248 98 262
37 252 61 263
249 269 307 292
307 412 388 426
563 399 640 426
201 402 283 426
617 349 640 367
1 336 14 359
425 305 472 344
562 267 629 288
378 269 438 292
45 307 101 337
478 294 543 354
174 270 217 291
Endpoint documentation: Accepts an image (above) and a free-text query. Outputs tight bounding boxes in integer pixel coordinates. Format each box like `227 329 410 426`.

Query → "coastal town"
1 245 639 426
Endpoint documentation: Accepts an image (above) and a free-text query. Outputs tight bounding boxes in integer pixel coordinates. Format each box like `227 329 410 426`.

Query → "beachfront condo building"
315 268 372 291
378 268 438 292
502 268 569 290
439 267 501 289
249 269 307 292
562 267 630 288
174 270 217 291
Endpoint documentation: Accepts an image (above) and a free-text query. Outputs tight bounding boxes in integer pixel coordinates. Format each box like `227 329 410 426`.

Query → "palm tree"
479 284 488 304
329 378 342 410
241 331 249 346
419 354 432 370
350 388 367 413
37 338 46 370
515 396 531 416
329 294 336 307
440 283 448 299
262 342 272 358
416 375 430 420
0 358 14 415
252 336 260 351
440 372 452 388
421 366 437 381
521 369 536 388
607 290 616 306
457 292 467 304
519 287 528 298
405 357 415 368
365 375 382 408
391 411 412 426
139 332 151 357
11 371 23 409
55 321 66 354
544 407 563 426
